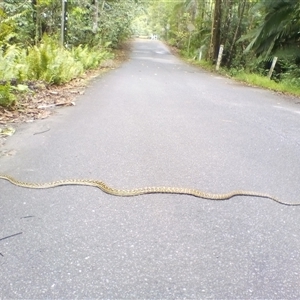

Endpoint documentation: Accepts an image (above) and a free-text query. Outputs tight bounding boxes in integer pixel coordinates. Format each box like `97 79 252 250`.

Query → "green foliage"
99 1 138 48
0 35 113 87
144 0 212 57
244 0 300 57
72 45 112 70
194 59 214 71
0 8 16 45
26 37 83 84
67 5 94 46
278 59 300 88
147 1 173 38
66 0 139 48
1 0 138 48
0 45 27 81
0 0 140 109
234 72 300 96
0 1 36 45
0 84 16 108
131 15 151 37
143 0 300 94
0 34 115 108
3 0 298 100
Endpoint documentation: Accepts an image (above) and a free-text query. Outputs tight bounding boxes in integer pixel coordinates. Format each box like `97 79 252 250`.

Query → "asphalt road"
1 39 300 299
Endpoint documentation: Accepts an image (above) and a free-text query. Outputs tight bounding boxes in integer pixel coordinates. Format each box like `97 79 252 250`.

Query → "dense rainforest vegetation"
1 0 300 108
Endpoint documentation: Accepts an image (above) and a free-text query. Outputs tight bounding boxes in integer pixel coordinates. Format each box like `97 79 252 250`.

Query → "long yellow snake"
0 174 299 206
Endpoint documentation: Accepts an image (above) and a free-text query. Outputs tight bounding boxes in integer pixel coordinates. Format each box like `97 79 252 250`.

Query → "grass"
171 43 300 97
182 53 300 97
234 72 300 97
193 59 215 72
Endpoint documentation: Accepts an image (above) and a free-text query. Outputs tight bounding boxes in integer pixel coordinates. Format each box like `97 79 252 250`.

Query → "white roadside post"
216 44 224 71
198 49 202 61
268 57 278 79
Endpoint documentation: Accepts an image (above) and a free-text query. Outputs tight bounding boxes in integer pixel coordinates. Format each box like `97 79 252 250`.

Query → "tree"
209 0 221 61
0 0 139 48
225 0 247 67
245 0 300 56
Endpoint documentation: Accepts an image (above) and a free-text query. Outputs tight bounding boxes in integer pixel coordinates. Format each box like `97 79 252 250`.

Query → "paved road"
1 39 300 299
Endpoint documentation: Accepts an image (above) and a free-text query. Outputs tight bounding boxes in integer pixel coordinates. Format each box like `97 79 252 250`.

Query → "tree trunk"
226 0 246 67
221 0 233 48
32 0 38 44
92 0 99 33
209 0 222 62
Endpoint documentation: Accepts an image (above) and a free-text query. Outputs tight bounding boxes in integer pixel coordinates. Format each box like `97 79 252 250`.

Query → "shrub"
0 36 114 107
72 45 112 70
26 37 84 84
0 84 16 108
0 45 27 81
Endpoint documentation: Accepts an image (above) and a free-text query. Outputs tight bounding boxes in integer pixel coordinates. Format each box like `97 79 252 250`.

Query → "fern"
0 84 16 108
26 37 82 84
72 45 112 70
0 45 27 81
0 36 112 87
27 46 42 79
44 48 83 84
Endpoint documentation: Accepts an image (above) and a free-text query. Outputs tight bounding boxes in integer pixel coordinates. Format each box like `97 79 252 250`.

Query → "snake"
0 174 299 206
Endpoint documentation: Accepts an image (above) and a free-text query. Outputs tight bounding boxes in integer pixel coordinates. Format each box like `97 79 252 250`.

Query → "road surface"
1 39 300 299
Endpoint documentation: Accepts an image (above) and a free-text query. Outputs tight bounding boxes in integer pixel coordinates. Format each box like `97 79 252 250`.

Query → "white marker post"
216 44 224 71
198 49 202 61
268 57 278 79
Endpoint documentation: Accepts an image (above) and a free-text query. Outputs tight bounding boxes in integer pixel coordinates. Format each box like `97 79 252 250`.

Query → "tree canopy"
0 0 139 47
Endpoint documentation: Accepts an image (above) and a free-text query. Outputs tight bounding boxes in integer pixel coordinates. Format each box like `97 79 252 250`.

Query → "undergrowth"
0 36 113 107
181 52 300 97
26 41 84 84
233 72 300 96
72 45 111 70
0 84 16 107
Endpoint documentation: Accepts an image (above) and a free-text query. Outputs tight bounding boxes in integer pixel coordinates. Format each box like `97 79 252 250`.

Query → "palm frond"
245 0 300 56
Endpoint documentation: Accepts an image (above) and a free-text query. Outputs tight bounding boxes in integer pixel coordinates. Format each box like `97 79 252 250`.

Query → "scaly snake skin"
0 174 299 206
